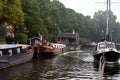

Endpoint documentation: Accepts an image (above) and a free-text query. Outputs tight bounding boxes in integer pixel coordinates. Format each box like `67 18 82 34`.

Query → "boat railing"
50 43 66 49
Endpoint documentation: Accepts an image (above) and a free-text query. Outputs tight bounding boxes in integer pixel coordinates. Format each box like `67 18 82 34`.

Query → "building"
57 32 79 46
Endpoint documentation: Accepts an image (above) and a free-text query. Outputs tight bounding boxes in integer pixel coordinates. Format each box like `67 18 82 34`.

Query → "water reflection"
0 61 34 80
0 56 54 80
94 61 120 80
0 50 120 80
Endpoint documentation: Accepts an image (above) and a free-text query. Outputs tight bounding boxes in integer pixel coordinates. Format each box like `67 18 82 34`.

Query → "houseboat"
0 44 34 69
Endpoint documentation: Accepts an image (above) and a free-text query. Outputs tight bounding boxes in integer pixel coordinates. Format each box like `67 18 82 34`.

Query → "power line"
96 2 120 4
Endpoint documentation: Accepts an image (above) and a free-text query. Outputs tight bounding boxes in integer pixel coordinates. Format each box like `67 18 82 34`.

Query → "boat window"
53 44 56 48
17 48 21 54
99 43 115 49
35 40 39 43
8 49 12 57
99 44 107 49
108 44 115 48
0 51 3 57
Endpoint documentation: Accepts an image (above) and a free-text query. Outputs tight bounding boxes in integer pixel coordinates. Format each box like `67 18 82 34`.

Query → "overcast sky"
59 0 120 22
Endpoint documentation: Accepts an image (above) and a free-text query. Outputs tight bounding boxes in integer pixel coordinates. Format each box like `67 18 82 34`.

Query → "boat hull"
0 44 34 69
39 46 65 56
94 51 120 62
29 37 66 56
0 53 33 69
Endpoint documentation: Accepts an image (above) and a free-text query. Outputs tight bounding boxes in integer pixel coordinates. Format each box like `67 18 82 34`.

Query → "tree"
0 24 7 41
15 33 28 43
21 0 43 37
0 1 3 19
93 10 120 42
0 0 24 26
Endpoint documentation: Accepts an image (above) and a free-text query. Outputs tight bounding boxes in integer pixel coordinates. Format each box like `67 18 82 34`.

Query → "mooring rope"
98 53 106 80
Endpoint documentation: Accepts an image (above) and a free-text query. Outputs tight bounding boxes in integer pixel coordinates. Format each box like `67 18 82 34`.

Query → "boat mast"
109 0 113 42
106 0 109 41
106 0 112 42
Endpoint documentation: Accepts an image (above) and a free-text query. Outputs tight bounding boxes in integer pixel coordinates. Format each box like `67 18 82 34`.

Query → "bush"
15 33 28 44
79 38 89 44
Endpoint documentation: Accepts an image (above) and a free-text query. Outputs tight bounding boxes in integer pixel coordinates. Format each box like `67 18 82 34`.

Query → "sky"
58 0 120 22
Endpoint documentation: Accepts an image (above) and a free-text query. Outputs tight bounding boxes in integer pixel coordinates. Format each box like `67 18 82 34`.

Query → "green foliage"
93 10 120 42
21 0 42 37
0 0 24 27
15 33 28 44
20 0 120 42
0 1 2 18
0 24 7 41
1 0 120 43
79 38 89 44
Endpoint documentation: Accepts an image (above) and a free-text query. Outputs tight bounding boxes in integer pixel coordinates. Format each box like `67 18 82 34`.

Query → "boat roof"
98 41 115 45
17 44 31 49
0 44 21 49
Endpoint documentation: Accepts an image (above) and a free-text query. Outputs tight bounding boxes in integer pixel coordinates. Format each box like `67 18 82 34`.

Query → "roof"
0 44 21 49
98 41 115 44
57 33 79 38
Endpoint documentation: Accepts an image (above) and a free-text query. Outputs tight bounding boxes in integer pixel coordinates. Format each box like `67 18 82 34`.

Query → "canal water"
0 49 120 80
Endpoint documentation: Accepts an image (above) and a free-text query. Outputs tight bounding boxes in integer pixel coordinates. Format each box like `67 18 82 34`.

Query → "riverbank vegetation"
0 0 120 43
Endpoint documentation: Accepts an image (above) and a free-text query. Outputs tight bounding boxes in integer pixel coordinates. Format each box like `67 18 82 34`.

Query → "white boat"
0 44 34 69
93 0 120 62
94 41 120 61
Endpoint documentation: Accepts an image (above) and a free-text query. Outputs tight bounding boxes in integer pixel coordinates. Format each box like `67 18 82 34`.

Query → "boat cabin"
0 44 22 56
97 42 116 49
96 41 117 54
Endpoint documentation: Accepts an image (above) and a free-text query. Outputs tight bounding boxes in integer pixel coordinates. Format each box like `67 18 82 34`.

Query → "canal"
0 49 120 80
